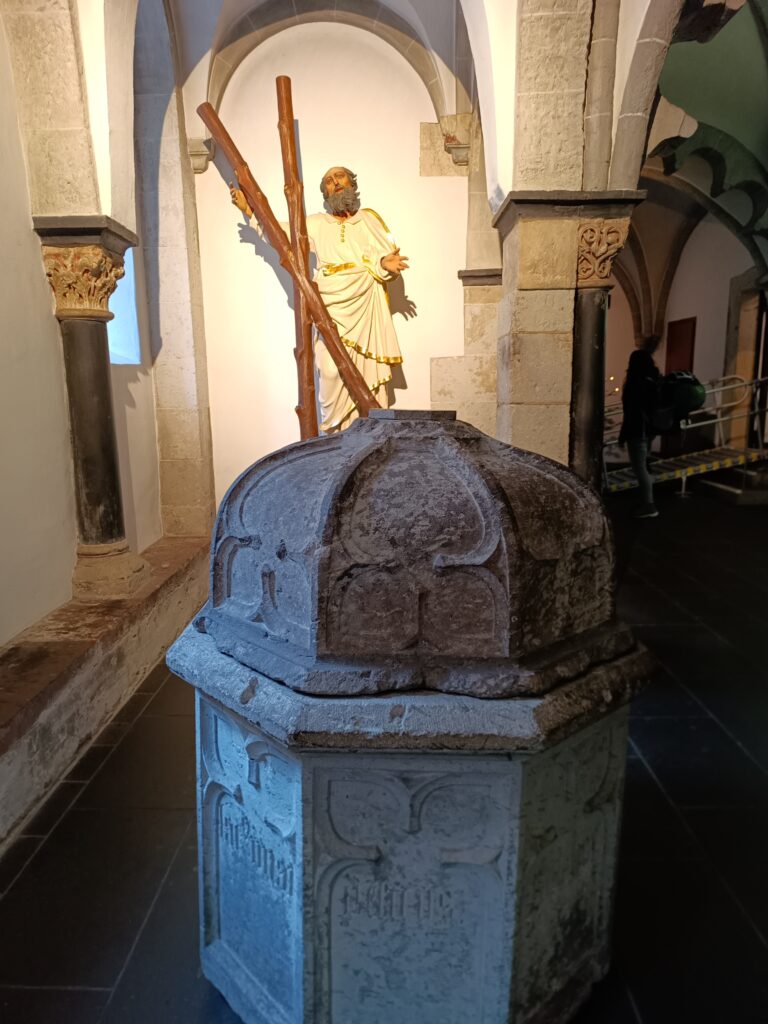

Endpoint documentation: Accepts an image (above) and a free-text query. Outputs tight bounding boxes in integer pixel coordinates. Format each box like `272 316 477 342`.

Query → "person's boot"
633 503 659 519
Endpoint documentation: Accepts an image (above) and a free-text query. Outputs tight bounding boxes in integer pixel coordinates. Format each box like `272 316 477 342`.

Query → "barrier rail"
603 375 768 494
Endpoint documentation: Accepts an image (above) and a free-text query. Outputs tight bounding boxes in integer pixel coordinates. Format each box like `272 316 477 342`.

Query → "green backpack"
651 371 706 434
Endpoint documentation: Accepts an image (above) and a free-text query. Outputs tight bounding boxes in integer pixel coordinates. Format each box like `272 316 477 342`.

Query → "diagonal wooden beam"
197 101 379 419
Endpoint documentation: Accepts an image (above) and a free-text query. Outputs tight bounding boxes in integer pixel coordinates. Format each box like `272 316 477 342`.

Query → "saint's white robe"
306 209 402 431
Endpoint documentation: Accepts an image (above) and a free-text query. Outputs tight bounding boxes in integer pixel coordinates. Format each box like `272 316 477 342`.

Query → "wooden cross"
198 77 381 441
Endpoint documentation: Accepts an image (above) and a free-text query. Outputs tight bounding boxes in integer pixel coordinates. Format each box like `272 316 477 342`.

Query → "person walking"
619 348 661 518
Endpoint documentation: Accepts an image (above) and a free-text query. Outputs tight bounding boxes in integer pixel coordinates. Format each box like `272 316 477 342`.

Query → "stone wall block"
153 357 201 410
134 141 183 185
464 302 501 357
514 92 585 191
498 333 573 405
134 27 176 96
501 226 522 291
521 0 590 13
162 505 212 537
466 228 504 269
4 12 87 130
510 290 575 334
518 11 592 94
431 354 496 406
156 409 205 461
617 38 668 118
134 94 178 146
455 399 497 438
518 219 579 290
159 457 211 509
419 123 467 177
1 0 70 11
26 129 100 214
497 403 571 464
464 284 503 306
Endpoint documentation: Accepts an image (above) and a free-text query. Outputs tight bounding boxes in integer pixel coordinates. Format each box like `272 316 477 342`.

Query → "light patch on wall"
107 248 142 365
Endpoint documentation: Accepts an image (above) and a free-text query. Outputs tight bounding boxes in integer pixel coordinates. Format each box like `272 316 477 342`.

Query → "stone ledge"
458 267 503 286
0 536 208 844
32 215 138 255
492 189 646 237
168 626 654 754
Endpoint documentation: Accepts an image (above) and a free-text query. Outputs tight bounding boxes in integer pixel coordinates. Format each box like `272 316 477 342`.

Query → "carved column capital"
577 218 630 287
41 243 125 321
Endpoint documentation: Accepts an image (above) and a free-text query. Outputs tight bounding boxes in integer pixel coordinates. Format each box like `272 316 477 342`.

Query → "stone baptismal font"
168 409 651 1024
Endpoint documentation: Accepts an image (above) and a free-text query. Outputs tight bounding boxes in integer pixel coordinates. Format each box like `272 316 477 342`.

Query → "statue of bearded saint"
232 166 408 432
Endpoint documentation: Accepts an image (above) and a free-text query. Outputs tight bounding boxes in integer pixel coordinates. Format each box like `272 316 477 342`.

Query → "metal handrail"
602 375 768 489
604 375 768 447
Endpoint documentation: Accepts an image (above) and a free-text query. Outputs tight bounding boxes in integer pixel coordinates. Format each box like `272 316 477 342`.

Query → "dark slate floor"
0 487 767 1023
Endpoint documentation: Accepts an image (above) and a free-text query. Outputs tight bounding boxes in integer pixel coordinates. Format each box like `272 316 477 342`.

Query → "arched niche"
207 0 453 124
196 18 469 498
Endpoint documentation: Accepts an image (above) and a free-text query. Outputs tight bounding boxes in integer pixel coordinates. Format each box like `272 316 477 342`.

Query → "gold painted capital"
41 244 125 321
577 219 629 287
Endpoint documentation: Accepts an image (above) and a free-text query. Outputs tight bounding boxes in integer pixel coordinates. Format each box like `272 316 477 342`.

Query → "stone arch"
207 0 449 124
611 261 643 342
133 0 215 536
609 0 686 189
103 0 141 228
641 166 767 275
0 0 99 215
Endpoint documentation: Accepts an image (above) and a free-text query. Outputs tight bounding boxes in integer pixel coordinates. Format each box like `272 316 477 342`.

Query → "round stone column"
36 218 149 598
570 218 629 488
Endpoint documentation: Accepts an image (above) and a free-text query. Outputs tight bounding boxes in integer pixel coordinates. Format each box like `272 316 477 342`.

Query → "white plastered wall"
0 20 76 644
661 216 753 383
196 22 468 502
459 0 518 209
75 0 139 230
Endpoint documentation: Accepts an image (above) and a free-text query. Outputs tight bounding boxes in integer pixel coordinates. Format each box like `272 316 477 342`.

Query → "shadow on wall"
134 0 178 367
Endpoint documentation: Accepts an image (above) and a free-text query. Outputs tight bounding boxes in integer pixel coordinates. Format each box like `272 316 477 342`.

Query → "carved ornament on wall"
41 244 125 320
577 219 629 287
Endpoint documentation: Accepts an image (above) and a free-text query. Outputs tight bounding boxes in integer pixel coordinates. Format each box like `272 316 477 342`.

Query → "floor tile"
630 717 768 809
101 835 242 1024
65 744 113 782
0 836 42 895
614 859 768 1024
93 722 129 747
570 970 639 1024
0 987 109 1024
138 662 171 694
112 692 153 725
620 758 703 862
76 715 196 811
143 674 195 717
629 668 706 718
616 583 694 627
682 805 768 942
19 781 84 837
0 807 189 987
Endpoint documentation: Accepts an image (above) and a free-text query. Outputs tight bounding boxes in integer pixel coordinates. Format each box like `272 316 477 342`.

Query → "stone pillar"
431 112 503 438
35 217 150 598
493 193 639 466
570 219 630 487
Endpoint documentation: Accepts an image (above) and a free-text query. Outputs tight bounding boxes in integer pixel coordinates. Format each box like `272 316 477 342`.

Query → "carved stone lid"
198 411 631 698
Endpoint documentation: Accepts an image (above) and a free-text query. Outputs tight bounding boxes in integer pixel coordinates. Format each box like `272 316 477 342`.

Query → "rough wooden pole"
197 101 379 418
276 76 318 440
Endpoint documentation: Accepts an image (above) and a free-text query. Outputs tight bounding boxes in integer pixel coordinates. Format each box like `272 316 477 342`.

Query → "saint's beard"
326 185 360 215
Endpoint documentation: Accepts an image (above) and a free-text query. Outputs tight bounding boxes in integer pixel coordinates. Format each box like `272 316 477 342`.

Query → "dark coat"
619 352 660 445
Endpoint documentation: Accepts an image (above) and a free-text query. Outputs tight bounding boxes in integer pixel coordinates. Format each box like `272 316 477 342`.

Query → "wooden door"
662 318 697 456
665 317 696 372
